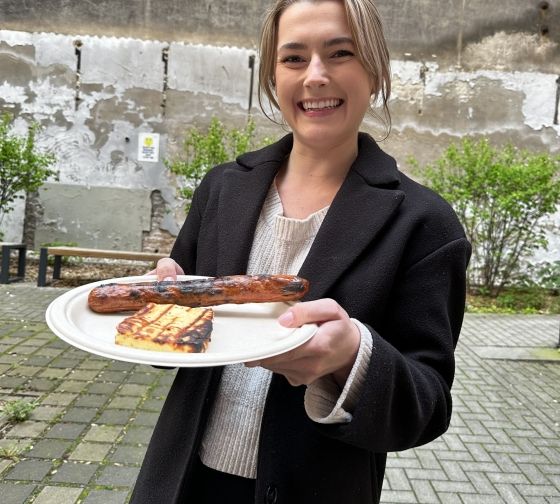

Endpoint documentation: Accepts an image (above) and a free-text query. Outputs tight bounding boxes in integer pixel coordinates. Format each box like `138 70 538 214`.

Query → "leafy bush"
411 139 560 295
165 117 273 211
0 114 57 239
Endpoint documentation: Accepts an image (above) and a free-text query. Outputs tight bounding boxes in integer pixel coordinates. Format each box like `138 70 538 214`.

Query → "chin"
295 127 351 149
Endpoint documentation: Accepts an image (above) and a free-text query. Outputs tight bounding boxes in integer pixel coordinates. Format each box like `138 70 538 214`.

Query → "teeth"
301 99 341 111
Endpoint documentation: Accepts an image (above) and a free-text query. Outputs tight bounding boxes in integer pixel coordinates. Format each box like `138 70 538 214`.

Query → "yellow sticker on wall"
138 133 160 162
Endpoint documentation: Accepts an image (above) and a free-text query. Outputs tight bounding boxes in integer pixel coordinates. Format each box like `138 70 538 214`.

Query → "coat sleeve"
169 178 206 275
314 236 471 453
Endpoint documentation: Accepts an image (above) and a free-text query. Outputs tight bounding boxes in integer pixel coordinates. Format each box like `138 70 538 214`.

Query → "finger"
258 342 317 370
260 361 315 386
278 298 347 328
155 258 184 281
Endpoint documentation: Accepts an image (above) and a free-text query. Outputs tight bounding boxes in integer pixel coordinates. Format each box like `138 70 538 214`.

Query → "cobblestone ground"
0 283 558 504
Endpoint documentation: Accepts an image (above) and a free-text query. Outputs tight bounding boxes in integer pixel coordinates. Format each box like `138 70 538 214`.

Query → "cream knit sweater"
199 184 373 478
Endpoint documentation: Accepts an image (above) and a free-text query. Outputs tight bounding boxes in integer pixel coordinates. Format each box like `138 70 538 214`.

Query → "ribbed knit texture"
199 182 373 478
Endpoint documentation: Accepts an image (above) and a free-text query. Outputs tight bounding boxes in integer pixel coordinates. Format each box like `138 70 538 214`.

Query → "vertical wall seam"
73 39 83 111
161 46 169 116
554 75 560 125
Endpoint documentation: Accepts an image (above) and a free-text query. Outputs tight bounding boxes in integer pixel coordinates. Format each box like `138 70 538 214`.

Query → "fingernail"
278 311 294 326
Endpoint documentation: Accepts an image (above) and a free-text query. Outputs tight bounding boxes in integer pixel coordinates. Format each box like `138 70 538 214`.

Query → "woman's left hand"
246 299 361 387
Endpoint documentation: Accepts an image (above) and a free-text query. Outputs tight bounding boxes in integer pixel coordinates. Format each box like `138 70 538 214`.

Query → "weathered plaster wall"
0 0 558 259
36 184 152 250
0 30 260 250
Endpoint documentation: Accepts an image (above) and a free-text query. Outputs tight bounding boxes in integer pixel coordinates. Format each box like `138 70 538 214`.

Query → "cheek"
274 74 292 106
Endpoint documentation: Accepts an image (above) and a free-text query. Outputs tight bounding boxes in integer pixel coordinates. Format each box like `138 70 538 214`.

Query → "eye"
331 49 354 59
279 55 306 65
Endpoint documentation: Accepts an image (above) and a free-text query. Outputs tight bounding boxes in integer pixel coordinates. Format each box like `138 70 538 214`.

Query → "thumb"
156 258 184 281
277 299 346 328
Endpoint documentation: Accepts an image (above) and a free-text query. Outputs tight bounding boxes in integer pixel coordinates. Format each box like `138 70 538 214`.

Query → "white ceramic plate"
45 275 317 367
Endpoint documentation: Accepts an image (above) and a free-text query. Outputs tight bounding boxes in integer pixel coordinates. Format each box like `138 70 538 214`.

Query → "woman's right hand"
146 257 184 281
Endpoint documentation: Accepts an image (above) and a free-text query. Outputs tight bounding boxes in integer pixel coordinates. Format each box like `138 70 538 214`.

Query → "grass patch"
467 286 560 314
0 444 22 461
530 347 560 361
1 399 38 423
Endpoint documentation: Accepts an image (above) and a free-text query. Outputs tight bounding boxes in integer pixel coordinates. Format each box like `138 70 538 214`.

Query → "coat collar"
236 132 401 187
217 133 404 299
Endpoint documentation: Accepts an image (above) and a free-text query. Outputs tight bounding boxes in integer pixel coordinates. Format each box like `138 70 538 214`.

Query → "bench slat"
46 247 167 262
37 247 168 286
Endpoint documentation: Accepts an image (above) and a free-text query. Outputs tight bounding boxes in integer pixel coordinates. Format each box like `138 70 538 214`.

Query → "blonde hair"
258 0 392 133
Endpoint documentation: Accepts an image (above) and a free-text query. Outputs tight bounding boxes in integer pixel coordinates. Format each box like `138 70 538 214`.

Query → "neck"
287 134 359 183
274 134 359 219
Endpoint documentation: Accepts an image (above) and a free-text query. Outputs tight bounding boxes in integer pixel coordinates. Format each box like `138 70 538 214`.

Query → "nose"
303 54 329 88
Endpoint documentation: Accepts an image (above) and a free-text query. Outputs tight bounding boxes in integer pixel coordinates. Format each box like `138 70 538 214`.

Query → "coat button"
265 484 278 504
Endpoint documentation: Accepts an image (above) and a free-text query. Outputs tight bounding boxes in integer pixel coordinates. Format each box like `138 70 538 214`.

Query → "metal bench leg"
53 256 62 280
17 246 26 279
38 248 49 287
0 246 10 284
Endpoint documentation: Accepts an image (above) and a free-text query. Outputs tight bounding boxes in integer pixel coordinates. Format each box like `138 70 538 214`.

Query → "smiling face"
274 0 374 151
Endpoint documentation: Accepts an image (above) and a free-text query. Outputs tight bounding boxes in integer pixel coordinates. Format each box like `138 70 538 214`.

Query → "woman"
131 1 471 503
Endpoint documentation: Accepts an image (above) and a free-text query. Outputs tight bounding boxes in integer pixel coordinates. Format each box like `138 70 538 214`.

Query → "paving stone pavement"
0 283 558 504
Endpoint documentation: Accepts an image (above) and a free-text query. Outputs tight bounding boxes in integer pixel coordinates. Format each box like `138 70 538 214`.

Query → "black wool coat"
130 133 471 504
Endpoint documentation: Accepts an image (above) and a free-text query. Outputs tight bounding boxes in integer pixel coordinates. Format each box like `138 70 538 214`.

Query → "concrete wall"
34 184 152 250
1 0 558 64
0 0 558 260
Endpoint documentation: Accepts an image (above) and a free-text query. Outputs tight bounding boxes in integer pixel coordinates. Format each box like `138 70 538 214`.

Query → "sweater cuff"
304 319 373 424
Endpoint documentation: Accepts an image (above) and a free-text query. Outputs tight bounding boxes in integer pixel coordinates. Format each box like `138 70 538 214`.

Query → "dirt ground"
7 255 154 287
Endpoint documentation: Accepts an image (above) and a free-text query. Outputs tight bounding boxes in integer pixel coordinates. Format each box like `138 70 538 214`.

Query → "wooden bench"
0 243 27 284
37 246 167 287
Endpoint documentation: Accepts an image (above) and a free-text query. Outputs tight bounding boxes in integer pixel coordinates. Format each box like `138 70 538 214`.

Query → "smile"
298 99 343 111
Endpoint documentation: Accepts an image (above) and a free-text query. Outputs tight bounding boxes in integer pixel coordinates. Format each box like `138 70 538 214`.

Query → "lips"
298 98 343 111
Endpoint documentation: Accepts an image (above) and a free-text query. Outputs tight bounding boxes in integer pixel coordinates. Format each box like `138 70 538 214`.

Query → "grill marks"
116 303 214 353
88 274 310 313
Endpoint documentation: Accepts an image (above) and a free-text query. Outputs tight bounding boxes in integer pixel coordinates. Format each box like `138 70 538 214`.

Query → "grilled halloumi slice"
116 302 213 353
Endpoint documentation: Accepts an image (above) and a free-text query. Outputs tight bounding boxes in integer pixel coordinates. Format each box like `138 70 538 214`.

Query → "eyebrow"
278 37 354 51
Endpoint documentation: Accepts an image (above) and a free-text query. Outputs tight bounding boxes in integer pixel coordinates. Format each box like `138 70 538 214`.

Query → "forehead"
277 0 351 44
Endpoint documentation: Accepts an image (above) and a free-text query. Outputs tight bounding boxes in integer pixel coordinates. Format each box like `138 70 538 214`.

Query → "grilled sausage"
88 274 309 313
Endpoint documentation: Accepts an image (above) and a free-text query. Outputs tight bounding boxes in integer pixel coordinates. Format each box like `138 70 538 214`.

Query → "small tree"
411 138 560 295
0 114 57 238
165 117 271 211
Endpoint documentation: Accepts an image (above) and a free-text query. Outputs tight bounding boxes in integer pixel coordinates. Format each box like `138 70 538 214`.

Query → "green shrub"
0 114 57 239
411 139 560 295
165 117 273 211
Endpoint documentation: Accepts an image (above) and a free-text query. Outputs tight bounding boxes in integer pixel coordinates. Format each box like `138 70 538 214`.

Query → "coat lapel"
298 173 404 300
216 136 292 275
298 134 405 300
